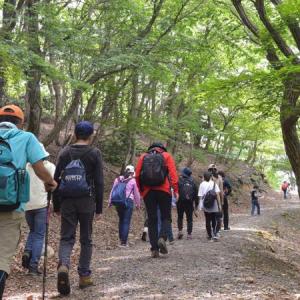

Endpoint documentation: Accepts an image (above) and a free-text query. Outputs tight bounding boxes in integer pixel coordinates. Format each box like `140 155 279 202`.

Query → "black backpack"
140 150 167 186
203 182 217 209
179 177 194 201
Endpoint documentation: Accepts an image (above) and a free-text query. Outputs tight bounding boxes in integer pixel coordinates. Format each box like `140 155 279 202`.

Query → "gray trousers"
58 197 95 276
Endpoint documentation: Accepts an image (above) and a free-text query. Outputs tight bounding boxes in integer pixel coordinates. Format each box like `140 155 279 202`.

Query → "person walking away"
53 121 104 295
218 171 232 230
22 144 56 275
109 165 141 247
208 164 223 235
0 105 57 299
177 167 198 240
198 172 221 241
281 181 289 200
251 185 261 216
136 142 178 258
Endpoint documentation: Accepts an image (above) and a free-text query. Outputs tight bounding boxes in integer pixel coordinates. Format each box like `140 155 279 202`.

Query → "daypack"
58 148 92 198
179 177 195 201
140 151 167 186
0 138 29 211
111 178 133 208
203 182 217 209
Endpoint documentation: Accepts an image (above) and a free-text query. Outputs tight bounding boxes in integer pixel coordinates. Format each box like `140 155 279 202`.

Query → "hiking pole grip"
42 192 52 300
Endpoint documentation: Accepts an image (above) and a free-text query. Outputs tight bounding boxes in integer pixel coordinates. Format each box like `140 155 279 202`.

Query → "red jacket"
135 148 179 198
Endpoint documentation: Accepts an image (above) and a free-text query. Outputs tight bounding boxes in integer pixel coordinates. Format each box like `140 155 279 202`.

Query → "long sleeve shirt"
53 144 104 214
109 175 141 208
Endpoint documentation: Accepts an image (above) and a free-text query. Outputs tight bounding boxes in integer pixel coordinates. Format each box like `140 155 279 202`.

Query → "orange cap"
0 104 24 122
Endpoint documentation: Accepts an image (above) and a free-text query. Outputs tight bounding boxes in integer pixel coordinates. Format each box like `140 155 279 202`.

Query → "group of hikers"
0 104 266 299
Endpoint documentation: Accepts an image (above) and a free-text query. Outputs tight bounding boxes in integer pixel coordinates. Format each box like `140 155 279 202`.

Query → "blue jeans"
157 207 174 241
25 207 47 270
116 200 134 244
251 200 260 215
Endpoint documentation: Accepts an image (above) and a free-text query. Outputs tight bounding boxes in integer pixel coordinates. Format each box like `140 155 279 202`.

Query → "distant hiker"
53 121 104 295
177 167 198 240
208 164 223 235
218 171 232 230
109 165 141 247
22 144 56 275
0 105 57 299
198 171 221 241
136 142 178 258
281 181 289 199
251 185 261 216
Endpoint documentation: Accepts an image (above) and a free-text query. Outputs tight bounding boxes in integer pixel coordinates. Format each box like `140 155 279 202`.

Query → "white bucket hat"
125 165 135 173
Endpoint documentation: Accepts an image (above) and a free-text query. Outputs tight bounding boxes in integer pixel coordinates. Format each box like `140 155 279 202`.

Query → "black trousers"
144 190 172 251
0 270 7 300
177 200 194 234
204 212 217 238
59 197 95 276
223 197 229 229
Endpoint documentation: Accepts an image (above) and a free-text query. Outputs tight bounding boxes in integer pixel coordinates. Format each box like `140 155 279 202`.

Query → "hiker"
136 142 178 258
109 165 141 247
198 171 221 241
53 121 104 295
22 144 56 275
218 171 232 230
208 164 223 235
0 105 57 299
281 181 289 199
251 184 261 216
177 167 198 240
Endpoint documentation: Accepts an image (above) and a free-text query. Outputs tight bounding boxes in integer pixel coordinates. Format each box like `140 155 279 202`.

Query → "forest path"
5 194 300 300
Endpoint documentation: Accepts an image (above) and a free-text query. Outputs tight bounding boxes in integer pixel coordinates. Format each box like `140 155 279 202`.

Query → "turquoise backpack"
0 137 29 211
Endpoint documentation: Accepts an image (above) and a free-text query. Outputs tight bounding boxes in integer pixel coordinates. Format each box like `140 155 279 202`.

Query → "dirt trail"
5 195 300 300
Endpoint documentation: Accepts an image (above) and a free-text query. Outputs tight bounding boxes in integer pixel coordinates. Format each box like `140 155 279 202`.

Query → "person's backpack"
179 177 195 201
111 178 133 208
203 182 217 209
0 138 29 211
58 147 93 198
140 150 167 186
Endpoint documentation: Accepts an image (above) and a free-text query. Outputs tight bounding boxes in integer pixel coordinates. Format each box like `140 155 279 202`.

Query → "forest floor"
4 192 300 300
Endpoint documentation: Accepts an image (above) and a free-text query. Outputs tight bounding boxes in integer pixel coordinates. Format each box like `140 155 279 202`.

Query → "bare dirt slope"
4 194 300 300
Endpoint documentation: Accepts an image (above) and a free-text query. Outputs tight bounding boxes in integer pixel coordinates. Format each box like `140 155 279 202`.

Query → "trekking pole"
42 192 51 300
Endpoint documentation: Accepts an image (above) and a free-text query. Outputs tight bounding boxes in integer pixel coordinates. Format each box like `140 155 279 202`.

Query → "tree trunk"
280 75 300 198
42 89 82 146
25 0 42 136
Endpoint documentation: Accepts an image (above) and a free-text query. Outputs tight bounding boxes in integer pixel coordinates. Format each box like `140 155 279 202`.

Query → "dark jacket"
178 174 199 207
223 178 232 198
53 145 104 214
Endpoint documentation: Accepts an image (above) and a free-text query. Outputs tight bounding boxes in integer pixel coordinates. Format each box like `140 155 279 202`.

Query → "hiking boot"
224 227 230 231
22 251 31 269
187 234 192 240
151 250 159 258
213 235 219 242
158 238 168 254
177 231 183 240
169 238 175 245
118 243 129 248
141 231 147 242
27 267 42 276
79 275 93 289
57 265 70 296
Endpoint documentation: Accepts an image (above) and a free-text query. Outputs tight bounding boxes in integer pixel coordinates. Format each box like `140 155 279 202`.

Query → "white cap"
208 163 217 169
125 165 135 173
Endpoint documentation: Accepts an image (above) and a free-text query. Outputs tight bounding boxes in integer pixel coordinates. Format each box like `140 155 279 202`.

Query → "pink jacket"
109 176 141 208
